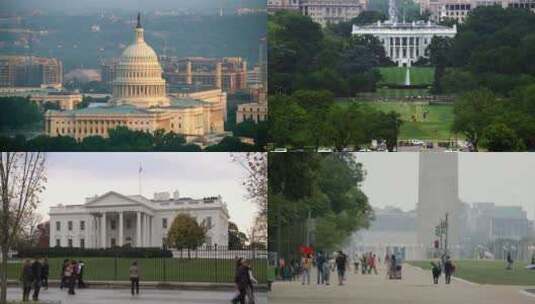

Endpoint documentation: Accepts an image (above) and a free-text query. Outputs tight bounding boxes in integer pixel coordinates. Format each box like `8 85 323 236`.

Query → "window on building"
111 238 116 247
162 218 168 229
56 221 61 231
68 221 73 231
68 239 73 247
80 238 85 248
126 219 132 229
111 219 116 230
56 239 61 247
80 220 85 231
205 217 212 229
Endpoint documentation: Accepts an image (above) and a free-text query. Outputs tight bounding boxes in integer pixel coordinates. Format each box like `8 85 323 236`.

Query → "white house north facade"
49 191 229 249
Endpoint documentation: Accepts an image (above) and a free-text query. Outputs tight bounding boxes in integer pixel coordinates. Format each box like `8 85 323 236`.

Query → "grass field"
7 257 267 283
340 100 455 140
378 67 435 86
409 260 534 286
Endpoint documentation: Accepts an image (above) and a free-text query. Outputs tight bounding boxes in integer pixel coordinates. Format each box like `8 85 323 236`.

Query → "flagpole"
138 162 142 195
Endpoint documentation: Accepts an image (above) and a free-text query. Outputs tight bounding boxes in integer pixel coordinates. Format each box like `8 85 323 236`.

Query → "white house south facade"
49 191 229 249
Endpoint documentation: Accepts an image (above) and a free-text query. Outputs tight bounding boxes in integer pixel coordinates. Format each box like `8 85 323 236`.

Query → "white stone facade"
268 0 367 26
420 0 535 23
49 191 229 249
352 21 457 67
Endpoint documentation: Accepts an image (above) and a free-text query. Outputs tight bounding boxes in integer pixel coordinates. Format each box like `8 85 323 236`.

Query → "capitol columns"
118 211 124 247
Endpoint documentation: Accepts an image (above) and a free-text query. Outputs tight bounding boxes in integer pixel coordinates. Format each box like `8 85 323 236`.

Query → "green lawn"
340 100 456 140
409 260 534 286
7 257 267 283
378 67 435 86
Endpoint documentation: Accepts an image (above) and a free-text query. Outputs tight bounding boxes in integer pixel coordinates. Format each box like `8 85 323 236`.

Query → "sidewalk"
268 264 534 304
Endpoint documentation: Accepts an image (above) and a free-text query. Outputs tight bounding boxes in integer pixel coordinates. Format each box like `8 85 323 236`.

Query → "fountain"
404 67 411 86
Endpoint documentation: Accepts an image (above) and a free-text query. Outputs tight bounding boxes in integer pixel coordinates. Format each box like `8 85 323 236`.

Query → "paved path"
269 264 534 304
6 287 268 304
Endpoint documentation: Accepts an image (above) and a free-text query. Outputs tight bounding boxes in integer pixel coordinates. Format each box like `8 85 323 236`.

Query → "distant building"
49 190 229 249
236 87 267 124
0 87 82 110
0 55 62 88
420 0 535 23
161 57 248 94
268 0 367 26
350 207 424 260
352 21 456 67
469 202 531 242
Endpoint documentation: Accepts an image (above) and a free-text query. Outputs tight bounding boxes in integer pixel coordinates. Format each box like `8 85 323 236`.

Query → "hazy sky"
356 152 535 220
2 0 264 14
39 153 259 233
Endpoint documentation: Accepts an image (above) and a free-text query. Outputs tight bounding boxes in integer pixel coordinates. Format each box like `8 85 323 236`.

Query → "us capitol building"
49 190 229 249
45 14 229 145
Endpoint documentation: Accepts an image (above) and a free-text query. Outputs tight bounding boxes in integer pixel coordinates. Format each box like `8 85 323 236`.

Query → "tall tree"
0 152 46 303
166 213 207 258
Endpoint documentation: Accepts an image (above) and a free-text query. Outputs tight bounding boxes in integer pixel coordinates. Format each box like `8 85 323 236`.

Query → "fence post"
163 256 166 282
114 255 118 281
215 245 218 283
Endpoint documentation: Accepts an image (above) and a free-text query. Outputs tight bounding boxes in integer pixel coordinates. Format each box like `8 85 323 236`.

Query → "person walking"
315 252 326 285
77 260 86 288
301 254 312 285
444 256 454 284
31 257 43 301
431 261 441 284
246 260 258 304
64 260 76 295
42 257 49 290
506 252 514 270
335 251 347 286
129 261 140 296
322 254 331 285
353 253 360 274
360 254 367 274
232 259 251 304
20 259 33 302
60 259 69 290
370 254 378 275
231 258 244 303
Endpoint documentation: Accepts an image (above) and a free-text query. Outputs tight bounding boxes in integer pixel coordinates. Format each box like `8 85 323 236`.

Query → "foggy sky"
2 0 264 14
356 152 535 220
38 153 260 233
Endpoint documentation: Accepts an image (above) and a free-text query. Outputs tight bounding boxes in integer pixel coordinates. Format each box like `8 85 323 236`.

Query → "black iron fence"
9 246 268 284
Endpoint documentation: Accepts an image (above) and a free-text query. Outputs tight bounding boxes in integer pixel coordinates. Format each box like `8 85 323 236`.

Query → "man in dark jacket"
20 259 33 302
444 256 454 284
316 252 326 285
42 257 49 290
31 257 43 301
335 251 347 286
232 259 251 304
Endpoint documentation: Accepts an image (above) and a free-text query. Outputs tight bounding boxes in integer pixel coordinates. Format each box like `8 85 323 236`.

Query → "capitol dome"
109 13 170 108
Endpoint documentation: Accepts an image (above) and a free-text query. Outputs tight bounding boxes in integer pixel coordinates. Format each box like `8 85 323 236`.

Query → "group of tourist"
430 255 456 284
19 257 49 302
231 257 258 304
59 259 87 295
354 252 379 275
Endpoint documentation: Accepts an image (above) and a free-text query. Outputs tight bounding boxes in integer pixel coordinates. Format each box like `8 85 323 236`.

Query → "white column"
144 215 149 246
118 212 124 247
136 211 141 247
101 212 107 248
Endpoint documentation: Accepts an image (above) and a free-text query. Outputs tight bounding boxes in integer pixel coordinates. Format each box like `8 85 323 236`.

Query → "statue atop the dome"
136 12 142 29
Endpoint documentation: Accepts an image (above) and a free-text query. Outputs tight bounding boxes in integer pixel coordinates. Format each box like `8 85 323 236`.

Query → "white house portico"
49 191 229 249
